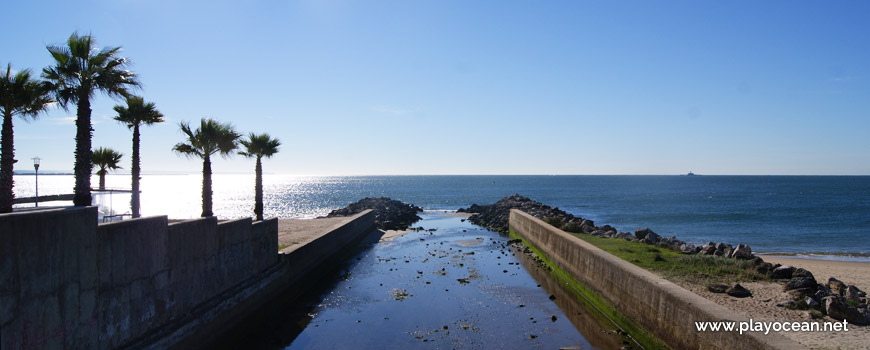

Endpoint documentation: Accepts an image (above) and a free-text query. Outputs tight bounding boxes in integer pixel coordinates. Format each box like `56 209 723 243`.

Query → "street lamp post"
32 157 40 207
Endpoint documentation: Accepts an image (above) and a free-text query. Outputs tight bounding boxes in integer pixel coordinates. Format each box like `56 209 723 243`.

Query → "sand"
676 256 870 349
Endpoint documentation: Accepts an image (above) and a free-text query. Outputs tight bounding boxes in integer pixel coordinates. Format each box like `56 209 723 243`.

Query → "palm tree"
1 64 53 213
239 133 281 221
172 118 240 217
91 147 123 190
42 32 139 207
114 96 163 218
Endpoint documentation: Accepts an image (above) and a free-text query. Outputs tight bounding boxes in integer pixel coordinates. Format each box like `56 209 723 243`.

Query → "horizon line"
12 172 870 177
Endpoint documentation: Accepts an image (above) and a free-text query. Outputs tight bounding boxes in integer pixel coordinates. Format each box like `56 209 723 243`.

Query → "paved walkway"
278 217 353 252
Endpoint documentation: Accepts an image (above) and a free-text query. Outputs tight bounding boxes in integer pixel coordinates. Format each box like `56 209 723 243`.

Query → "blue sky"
2 0 868 175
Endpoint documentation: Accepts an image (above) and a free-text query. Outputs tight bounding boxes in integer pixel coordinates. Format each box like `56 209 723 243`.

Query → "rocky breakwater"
460 194 870 325
773 267 870 325
458 194 601 234
325 197 423 231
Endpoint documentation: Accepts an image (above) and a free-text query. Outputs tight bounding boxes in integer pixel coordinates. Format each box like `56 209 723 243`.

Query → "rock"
701 245 717 255
805 297 820 309
325 197 423 230
792 268 814 279
459 194 587 234
785 277 817 291
755 262 774 275
815 290 831 302
860 309 870 325
828 278 848 296
824 296 867 325
749 257 764 266
728 244 753 260
776 300 797 309
788 288 815 301
642 231 661 245
707 283 729 293
845 285 863 302
634 228 655 240
726 284 752 298
770 265 795 279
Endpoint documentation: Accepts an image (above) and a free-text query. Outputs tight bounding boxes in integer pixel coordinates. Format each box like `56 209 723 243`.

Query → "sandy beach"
678 256 870 349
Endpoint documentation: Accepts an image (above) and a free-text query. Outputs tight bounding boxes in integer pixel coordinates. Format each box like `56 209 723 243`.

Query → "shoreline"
757 252 870 263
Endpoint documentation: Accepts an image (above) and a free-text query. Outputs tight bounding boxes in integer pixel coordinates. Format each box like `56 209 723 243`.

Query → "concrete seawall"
508 209 805 350
0 207 374 350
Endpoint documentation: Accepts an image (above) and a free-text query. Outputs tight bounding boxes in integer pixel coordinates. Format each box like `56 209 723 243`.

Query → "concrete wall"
158 209 375 350
1 207 100 350
0 207 278 350
280 209 376 286
509 209 805 350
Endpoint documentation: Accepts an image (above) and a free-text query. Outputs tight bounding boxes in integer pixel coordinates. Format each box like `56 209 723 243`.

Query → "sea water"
12 174 870 256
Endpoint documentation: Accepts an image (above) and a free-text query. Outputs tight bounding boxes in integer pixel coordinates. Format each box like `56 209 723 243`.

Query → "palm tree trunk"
98 170 106 190
201 156 213 217
73 93 93 206
131 124 141 218
254 156 263 221
0 110 15 213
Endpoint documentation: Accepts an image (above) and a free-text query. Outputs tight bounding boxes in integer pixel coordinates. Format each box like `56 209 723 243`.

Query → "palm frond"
113 95 164 128
239 132 281 159
173 118 239 160
92 147 123 172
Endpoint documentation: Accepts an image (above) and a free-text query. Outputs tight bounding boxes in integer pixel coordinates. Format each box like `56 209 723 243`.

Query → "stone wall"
0 207 278 350
508 209 805 350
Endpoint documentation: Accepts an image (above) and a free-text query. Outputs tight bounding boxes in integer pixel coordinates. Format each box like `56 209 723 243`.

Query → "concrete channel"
223 212 636 349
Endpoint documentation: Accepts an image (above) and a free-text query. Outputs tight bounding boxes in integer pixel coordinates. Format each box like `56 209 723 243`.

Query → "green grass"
571 234 767 285
277 243 291 251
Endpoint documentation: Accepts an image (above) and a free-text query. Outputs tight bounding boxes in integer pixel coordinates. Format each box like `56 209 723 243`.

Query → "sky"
2 0 868 175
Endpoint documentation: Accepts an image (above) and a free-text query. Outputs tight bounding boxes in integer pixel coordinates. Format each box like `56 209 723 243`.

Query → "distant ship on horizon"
686 171 697 176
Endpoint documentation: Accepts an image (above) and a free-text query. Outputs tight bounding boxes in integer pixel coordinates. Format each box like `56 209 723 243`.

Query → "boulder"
701 245 717 255
726 284 752 298
785 277 818 291
792 268 814 279
788 288 815 301
824 296 867 325
770 265 795 279
755 262 774 275
728 244 753 259
845 285 863 302
634 228 655 240
776 300 797 309
828 278 848 296
641 231 661 245
805 297 820 309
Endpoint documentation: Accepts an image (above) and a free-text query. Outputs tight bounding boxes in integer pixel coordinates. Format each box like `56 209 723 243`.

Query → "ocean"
12 174 870 257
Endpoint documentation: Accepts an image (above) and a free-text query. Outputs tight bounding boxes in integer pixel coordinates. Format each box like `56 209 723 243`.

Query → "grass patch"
571 234 767 285
277 243 291 251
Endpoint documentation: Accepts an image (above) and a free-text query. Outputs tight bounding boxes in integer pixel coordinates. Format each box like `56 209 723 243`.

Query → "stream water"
230 212 634 349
